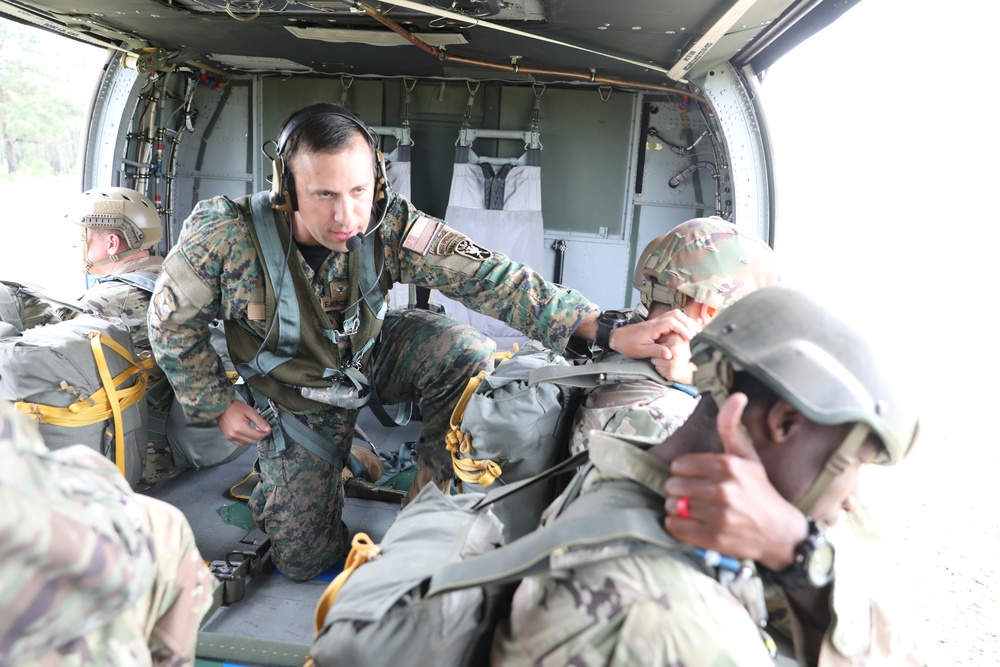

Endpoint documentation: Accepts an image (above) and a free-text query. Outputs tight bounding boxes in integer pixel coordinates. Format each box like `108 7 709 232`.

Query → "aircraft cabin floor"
141 409 422 667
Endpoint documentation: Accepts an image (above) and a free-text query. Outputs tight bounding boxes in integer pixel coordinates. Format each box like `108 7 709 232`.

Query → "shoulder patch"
151 286 178 324
402 215 444 256
432 231 493 261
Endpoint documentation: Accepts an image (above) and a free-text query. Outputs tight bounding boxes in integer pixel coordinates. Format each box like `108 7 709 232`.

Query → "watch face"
601 310 629 325
807 541 836 587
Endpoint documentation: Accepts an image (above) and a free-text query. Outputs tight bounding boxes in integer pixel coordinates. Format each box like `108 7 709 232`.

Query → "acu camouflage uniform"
492 434 924 667
569 217 779 453
0 398 214 667
148 191 597 580
59 254 164 354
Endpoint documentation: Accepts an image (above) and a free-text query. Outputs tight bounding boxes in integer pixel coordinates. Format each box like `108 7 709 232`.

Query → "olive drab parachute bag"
446 341 583 542
307 482 509 667
308 441 691 667
0 314 148 487
101 273 241 471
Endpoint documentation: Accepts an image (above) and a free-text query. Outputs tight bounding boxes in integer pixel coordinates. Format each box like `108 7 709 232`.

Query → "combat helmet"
633 217 779 311
691 285 919 512
69 187 162 273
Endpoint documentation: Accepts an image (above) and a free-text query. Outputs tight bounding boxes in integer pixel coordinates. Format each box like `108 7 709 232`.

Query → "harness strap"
428 501 679 596
249 386 347 469
241 192 302 380
529 357 694 395
358 231 388 321
97 271 158 293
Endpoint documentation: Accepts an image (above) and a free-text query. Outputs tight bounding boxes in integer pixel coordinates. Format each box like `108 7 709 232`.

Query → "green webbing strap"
428 498 678 596
196 632 310 667
529 357 673 389
250 386 347 469
241 191 301 380
367 398 412 427
97 271 158 293
272 409 346 469
471 448 589 510
358 230 388 321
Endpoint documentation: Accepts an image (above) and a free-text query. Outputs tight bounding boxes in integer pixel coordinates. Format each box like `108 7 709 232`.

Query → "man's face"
78 227 112 275
288 133 376 252
757 416 879 529
801 437 880 528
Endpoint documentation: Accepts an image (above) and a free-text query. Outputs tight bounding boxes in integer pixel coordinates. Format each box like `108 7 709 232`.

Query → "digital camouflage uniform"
148 191 597 580
0 398 215 667
60 254 164 353
568 217 779 454
492 435 923 667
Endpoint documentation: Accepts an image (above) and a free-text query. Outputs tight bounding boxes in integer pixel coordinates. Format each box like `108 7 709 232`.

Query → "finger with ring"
676 495 691 520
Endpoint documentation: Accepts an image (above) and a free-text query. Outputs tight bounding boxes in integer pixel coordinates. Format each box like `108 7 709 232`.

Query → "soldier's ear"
697 302 717 323
765 399 803 444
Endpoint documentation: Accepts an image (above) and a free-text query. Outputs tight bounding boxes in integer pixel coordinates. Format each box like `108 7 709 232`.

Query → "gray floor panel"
141 407 420 650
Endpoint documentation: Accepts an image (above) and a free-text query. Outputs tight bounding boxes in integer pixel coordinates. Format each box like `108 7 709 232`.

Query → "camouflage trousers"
12 496 215 667
248 308 494 581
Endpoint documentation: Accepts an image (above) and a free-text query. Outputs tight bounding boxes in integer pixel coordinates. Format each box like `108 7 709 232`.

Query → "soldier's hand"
649 331 697 384
217 400 271 446
663 392 806 570
611 309 701 364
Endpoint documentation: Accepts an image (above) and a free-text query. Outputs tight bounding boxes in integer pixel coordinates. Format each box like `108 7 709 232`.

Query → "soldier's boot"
402 466 451 506
341 445 384 483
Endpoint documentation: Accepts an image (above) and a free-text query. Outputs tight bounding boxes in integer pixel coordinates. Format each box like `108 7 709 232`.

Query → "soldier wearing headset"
148 103 696 581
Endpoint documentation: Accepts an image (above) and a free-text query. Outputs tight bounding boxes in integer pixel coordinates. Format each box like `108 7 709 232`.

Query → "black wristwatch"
596 310 629 350
767 518 835 590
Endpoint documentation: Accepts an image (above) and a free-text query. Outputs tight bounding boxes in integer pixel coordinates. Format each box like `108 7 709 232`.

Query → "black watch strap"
596 311 627 350
764 518 835 590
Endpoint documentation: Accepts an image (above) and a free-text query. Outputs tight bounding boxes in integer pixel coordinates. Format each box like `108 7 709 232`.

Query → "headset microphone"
345 233 365 252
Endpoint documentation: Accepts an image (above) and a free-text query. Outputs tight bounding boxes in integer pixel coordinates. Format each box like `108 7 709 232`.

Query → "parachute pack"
308 435 696 667
0 314 149 487
446 341 687 541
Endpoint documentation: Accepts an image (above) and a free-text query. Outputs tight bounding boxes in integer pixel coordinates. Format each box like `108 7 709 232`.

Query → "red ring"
676 495 691 520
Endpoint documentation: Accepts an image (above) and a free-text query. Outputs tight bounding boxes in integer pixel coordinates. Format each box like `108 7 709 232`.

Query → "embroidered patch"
152 286 177 323
432 230 493 261
402 215 443 255
323 282 350 312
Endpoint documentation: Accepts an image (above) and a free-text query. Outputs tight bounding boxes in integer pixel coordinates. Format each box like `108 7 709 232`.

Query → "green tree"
0 19 104 176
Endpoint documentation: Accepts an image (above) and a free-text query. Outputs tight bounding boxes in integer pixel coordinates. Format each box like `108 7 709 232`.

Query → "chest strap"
528 356 697 397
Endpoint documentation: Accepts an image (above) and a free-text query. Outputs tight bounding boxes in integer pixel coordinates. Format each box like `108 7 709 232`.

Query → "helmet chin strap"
794 422 870 515
83 248 142 274
80 226 142 274
694 350 872 518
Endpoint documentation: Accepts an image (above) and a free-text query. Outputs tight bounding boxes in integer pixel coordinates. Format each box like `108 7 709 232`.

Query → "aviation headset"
269 102 389 219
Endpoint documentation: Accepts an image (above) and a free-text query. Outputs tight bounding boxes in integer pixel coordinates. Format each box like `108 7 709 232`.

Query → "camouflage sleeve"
79 282 153 350
149 196 249 423
0 400 158 663
381 195 599 352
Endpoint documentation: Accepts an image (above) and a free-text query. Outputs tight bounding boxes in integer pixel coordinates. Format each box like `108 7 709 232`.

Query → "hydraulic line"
352 1 705 99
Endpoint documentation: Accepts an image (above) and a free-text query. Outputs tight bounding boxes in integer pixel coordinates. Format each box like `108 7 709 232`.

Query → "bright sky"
761 0 1000 424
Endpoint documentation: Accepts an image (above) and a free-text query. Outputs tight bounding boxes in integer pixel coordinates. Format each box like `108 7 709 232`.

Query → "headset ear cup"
270 156 293 212
374 148 388 203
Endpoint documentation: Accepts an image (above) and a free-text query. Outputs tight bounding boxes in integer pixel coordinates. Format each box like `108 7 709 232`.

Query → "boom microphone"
345 233 364 252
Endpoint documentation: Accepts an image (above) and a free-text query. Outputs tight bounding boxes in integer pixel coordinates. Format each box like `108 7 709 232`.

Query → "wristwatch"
596 310 629 350
768 517 835 590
